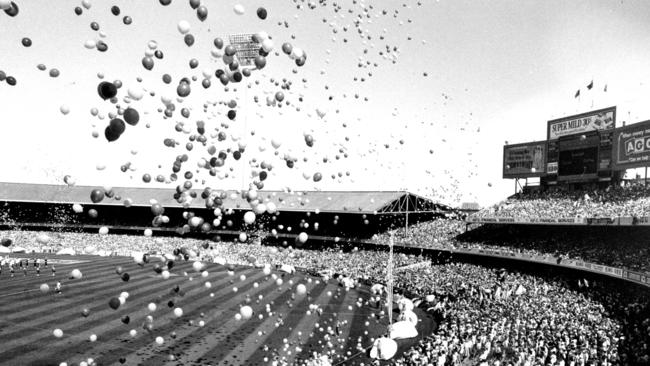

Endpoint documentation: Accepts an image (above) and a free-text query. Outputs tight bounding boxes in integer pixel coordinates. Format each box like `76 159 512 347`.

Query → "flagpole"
387 232 394 325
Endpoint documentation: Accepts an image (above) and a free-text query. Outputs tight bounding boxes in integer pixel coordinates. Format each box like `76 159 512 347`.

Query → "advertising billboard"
547 106 616 140
613 120 650 169
503 141 546 178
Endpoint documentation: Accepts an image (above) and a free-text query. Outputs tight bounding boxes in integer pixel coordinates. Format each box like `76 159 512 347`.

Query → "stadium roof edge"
0 182 451 214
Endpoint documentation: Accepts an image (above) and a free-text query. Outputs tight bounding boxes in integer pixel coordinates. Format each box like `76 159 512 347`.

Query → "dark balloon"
105 126 120 142
184 34 195 47
96 40 108 52
5 76 16 86
109 118 126 135
109 297 121 310
159 0 171 5
74 6 83 15
113 79 122 88
21 38 32 47
177 82 191 97
213 38 223 49
90 22 100 31
142 56 154 70
111 5 120 16
49 69 60 77
1 238 12 247
123 15 132 25
90 189 105 203
197 5 207 21
123 108 139 125
256 7 267 20
282 43 293 55
232 71 242 82
97 81 117 100
81 308 90 317
254 55 266 69
189 0 200 9
4 2 19 17
121 273 130 282
189 58 199 68
227 110 236 120
162 74 172 84
224 45 236 56
121 315 130 324
0 70 5 81
154 49 163 59
202 79 211 88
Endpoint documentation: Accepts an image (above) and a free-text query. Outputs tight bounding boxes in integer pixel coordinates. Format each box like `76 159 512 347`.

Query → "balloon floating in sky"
177 20 190 34
108 297 120 310
123 108 140 125
90 189 104 203
97 81 117 100
21 37 32 47
3 1 18 17
142 56 154 70
256 7 267 19
233 4 244 15
70 269 83 280
49 68 60 78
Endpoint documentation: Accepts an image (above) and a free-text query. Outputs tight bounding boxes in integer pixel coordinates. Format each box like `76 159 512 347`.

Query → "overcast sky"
1 0 650 207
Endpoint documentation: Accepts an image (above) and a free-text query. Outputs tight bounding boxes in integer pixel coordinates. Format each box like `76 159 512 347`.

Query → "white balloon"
233 4 245 15
177 20 191 34
84 40 96 49
81 0 92 9
147 40 158 49
174 307 183 317
243 211 256 225
238 232 247 242
144 229 153 237
261 39 274 52
155 336 164 345
0 0 12 10
53 329 63 338
298 232 308 243
240 305 253 319
60 105 70 115
148 303 157 312
296 284 307 295
98 226 109 235
89 334 97 342
266 202 277 214
161 270 170 279
127 87 144 101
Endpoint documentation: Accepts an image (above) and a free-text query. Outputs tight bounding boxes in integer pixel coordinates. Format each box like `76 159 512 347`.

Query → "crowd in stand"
1 229 649 365
473 182 650 219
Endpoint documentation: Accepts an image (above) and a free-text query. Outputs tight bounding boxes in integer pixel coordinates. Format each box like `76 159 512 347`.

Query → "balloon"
313 172 322 182
197 5 207 21
173 307 183 317
60 105 70 115
177 82 191 97
3 1 18 17
84 40 96 49
5 76 16 86
108 297 120 310
227 110 236 120
296 284 307 296
72 203 83 213
40 284 50 293
239 305 253 319
297 232 308 243
90 22 100 31
21 38 32 47
177 20 190 34
254 55 266 69
148 303 157 312
256 7 267 19
142 56 154 70
275 91 284 102
36 64 46 71
90 189 104 203
49 69 60 77
121 273 130 282
36 234 50 244
109 118 126 135
70 269 83 279
53 329 63 338
233 4 245 15
213 38 224 49
243 211 255 225
123 108 139 125
155 336 164 345
159 0 171 5
238 232 247 242
96 40 108 52
74 6 82 15
261 38 274 52
97 82 117 100
123 16 132 25
82 0 91 9
111 6 120 16
184 34 195 46
89 334 97 342
281 43 293 55
162 74 172 84
82 308 90 317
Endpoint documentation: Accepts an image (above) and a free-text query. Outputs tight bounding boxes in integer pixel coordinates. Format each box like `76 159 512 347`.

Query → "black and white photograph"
0 1 649 365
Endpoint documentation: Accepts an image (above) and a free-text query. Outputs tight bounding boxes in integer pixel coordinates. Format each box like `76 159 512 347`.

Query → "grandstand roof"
0 182 450 214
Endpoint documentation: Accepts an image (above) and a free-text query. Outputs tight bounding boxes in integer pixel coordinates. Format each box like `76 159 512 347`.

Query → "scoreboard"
504 106 617 183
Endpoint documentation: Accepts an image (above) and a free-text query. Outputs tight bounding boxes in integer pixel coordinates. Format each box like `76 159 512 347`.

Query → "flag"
587 80 593 90
604 84 608 92
574 89 580 98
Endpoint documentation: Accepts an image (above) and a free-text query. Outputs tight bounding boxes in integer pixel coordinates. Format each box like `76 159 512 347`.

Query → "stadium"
2 1 650 366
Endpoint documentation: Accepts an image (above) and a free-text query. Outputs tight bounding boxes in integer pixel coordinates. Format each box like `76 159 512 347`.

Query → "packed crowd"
473 182 650 219
373 218 650 274
1 229 649 365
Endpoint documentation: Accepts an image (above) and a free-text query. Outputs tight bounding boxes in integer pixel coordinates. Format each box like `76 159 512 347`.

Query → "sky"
1 0 650 208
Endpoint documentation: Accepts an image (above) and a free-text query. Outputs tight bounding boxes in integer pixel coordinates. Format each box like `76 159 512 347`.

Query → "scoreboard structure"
503 106 625 184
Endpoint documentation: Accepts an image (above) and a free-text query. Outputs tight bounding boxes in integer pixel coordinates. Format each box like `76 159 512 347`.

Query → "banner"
547 107 616 140
503 141 546 178
613 120 650 169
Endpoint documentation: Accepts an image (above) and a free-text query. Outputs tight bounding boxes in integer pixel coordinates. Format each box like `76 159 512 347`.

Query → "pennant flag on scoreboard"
574 89 581 98
587 80 594 90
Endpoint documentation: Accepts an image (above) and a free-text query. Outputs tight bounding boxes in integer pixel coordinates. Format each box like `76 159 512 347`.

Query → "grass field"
0 254 433 366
